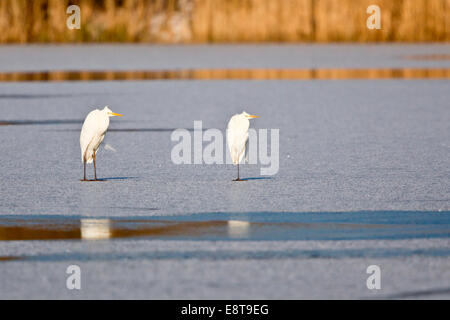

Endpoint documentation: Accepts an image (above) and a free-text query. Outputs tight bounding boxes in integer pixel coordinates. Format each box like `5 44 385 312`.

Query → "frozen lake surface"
0 44 449 299
1 44 450 71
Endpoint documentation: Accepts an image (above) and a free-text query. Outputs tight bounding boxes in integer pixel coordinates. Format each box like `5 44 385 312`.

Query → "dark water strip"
0 218 381 241
0 119 83 126
381 287 450 299
0 68 449 81
0 211 448 242
2 248 450 264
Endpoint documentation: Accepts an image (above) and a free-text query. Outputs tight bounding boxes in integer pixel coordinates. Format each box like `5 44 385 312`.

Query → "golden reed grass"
1 68 449 81
0 0 448 43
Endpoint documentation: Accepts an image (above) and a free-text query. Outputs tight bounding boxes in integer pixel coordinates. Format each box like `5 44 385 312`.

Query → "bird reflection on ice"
227 220 250 238
80 219 111 240
0 212 441 242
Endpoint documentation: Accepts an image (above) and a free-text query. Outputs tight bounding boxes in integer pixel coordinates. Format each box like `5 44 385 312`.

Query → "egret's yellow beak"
247 114 259 118
109 112 123 117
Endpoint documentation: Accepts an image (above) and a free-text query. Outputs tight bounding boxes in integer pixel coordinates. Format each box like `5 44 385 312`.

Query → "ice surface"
0 239 449 299
0 44 449 72
0 45 449 299
0 80 448 216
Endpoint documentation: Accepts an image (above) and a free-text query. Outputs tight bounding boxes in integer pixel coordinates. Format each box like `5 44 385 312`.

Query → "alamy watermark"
171 121 279 176
366 265 381 290
66 5 81 30
366 5 381 30
66 265 81 290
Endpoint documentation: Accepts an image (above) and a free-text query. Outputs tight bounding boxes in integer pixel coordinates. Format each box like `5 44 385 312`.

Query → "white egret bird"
227 111 259 181
80 106 123 181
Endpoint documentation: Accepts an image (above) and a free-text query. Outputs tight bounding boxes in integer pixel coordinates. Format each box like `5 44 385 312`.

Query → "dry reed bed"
0 0 448 43
1 68 449 81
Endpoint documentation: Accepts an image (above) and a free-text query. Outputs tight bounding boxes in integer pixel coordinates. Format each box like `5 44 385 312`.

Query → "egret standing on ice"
80 106 123 181
227 111 259 181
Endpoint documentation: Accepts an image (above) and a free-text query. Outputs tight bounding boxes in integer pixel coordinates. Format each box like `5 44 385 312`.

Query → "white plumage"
227 111 259 181
80 106 122 181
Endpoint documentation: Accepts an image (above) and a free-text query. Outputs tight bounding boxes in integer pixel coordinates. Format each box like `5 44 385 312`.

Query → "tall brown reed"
0 0 448 43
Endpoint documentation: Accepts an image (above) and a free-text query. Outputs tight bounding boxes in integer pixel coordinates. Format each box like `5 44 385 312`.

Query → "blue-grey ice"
0 44 449 299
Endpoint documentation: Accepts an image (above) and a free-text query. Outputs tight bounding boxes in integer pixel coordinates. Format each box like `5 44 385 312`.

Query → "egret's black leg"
82 161 87 181
93 151 98 181
233 163 242 181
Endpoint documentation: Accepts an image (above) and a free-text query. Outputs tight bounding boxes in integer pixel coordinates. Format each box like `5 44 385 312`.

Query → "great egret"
227 111 259 181
80 106 123 181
